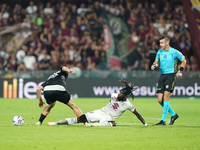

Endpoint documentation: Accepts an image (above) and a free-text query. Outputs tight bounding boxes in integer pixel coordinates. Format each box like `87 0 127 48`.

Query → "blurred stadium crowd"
0 0 199 74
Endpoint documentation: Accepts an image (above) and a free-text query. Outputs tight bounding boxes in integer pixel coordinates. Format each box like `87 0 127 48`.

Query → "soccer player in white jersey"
48 78 148 127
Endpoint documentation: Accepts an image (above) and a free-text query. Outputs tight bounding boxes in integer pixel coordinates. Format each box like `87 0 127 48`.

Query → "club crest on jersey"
164 55 167 58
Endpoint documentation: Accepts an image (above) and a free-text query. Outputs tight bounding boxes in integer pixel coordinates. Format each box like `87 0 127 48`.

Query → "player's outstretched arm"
62 66 76 74
132 109 148 126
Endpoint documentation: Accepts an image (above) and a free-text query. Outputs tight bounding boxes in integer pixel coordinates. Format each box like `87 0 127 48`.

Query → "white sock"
57 118 77 125
91 121 113 127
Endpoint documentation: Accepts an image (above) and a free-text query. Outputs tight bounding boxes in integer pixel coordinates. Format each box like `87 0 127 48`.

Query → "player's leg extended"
58 117 80 125
91 121 116 127
36 102 56 125
48 117 80 126
67 99 83 117
67 99 88 124
42 102 56 115
84 110 114 127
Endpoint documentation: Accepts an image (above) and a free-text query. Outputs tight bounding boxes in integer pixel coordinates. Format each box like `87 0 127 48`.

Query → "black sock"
79 114 88 123
38 114 46 123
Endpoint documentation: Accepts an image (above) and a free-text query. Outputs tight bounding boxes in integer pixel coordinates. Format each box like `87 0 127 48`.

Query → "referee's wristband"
178 67 184 73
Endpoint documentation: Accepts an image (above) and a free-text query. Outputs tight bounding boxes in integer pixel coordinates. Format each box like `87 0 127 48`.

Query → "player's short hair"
159 35 170 42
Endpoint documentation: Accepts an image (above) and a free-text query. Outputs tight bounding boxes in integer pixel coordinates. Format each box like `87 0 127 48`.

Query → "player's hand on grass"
39 101 45 108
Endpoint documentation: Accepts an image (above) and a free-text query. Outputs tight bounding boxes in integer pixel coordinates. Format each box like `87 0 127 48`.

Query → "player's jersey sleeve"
60 67 69 77
155 50 160 61
175 50 185 62
126 101 135 112
41 81 46 87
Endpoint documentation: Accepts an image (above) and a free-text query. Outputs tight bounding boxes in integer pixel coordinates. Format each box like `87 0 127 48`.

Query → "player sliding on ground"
48 78 148 127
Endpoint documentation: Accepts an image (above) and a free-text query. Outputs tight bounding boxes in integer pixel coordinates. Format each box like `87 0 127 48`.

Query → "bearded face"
117 91 127 101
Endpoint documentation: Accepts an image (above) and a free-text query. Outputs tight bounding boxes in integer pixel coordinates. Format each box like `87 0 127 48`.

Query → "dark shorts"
44 91 71 105
157 73 176 93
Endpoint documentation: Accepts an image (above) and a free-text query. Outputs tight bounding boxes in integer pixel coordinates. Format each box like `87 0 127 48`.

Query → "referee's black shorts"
156 73 176 93
43 91 71 105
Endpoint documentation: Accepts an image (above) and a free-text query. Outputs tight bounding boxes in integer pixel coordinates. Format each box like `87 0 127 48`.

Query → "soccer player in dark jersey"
35 66 87 126
151 35 186 125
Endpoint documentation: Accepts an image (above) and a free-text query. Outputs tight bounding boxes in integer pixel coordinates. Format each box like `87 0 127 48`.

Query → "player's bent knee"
67 99 76 109
45 103 55 112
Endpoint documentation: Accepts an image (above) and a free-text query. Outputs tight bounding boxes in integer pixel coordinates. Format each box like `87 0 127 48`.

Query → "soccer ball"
12 115 24 126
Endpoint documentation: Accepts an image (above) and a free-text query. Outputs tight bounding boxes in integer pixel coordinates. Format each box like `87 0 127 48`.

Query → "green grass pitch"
0 97 200 150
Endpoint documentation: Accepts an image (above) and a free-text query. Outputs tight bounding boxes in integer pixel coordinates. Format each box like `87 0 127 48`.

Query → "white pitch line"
116 122 196 125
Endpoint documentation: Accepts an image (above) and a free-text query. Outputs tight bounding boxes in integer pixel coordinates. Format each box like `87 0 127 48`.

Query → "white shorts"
85 109 113 123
